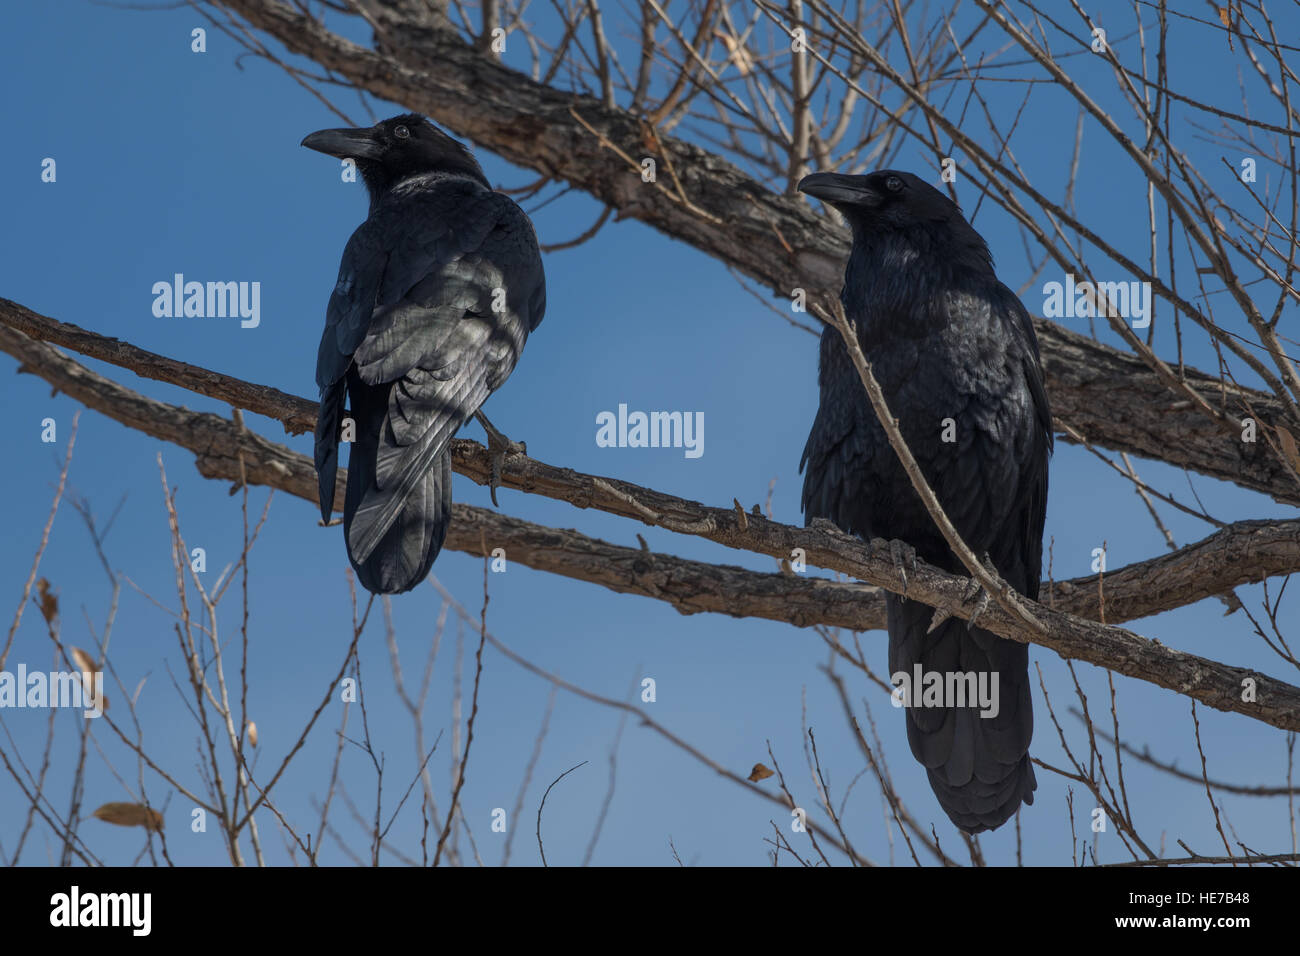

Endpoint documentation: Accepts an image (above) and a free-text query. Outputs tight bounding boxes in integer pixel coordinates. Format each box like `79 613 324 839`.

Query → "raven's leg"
474 410 527 507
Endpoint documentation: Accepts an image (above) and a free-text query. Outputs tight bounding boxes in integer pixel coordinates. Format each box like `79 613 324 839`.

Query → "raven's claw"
965 588 991 631
890 539 917 597
476 411 526 507
963 552 999 631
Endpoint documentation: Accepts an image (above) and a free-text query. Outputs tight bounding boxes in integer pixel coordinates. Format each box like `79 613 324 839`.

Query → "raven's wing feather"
316 377 348 520
314 185 468 520
997 284 1052 601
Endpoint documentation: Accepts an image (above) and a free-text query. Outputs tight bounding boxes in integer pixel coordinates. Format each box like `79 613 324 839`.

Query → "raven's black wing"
315 177 545 583
995 282 1052 602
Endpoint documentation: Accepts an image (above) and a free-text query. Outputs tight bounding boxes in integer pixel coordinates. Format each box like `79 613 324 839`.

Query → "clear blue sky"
1 1 1295 866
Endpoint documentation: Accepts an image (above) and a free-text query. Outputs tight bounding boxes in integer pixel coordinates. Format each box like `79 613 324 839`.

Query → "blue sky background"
1 1 1296 866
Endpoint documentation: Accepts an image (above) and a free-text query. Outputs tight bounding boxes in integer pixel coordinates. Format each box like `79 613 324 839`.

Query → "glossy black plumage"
798 170 1051 832
306 115 546 594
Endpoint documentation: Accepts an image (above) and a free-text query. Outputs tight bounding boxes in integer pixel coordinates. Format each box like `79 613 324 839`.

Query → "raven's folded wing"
313 182 545 562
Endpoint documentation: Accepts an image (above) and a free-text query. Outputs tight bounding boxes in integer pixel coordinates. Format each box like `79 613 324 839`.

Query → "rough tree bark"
5 317 1300 733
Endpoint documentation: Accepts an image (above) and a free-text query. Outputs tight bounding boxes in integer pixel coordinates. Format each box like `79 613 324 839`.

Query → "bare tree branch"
4 318 1300 733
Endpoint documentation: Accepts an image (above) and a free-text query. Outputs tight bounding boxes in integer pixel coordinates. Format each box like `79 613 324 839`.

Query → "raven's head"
302 114 489 202
799 169 990 266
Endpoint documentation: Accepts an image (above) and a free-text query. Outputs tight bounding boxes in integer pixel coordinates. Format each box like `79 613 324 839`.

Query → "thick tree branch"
5 319 1300 733
2 301 1298 620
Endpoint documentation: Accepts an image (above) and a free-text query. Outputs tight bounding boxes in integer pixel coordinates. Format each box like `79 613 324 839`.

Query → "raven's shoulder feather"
315 177 544 390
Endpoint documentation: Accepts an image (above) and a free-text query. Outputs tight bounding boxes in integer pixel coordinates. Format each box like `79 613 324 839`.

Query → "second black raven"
798 170 1052 832
304 114 546 594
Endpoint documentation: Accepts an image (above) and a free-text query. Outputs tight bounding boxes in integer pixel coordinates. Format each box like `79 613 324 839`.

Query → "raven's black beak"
301 127 383 161
798 172 874 207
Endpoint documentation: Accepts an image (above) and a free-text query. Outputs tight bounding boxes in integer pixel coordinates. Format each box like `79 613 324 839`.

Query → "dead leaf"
71 647 107 710
1275 426 1300 478
92 802 164 832
715 29 754 76
640 122 659 154
35 579 58 625
748 763 774 782
1218 5 1236 50
70 647 94 674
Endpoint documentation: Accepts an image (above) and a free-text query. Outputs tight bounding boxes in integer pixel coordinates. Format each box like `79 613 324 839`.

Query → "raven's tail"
887 595 1036 833
344 447 451 595
326 377 452 595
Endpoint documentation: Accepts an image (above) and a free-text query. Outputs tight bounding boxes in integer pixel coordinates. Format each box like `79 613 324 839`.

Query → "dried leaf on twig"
91 802 163 832
35 578 58 625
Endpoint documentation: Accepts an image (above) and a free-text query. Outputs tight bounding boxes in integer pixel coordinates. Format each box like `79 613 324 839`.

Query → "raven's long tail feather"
338 376 452 595
315 379 348 522
345 450 451 594
887 595 1036 833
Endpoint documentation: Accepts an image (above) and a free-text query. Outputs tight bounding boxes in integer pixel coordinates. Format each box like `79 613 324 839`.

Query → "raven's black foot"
475 410 526 507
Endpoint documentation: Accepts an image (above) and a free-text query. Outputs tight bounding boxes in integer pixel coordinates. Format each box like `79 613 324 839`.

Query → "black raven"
798 170 1051 833
304 114 546 594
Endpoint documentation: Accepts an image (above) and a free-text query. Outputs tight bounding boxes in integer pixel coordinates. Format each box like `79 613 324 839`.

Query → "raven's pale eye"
885 175 903 192
394 125 410 139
